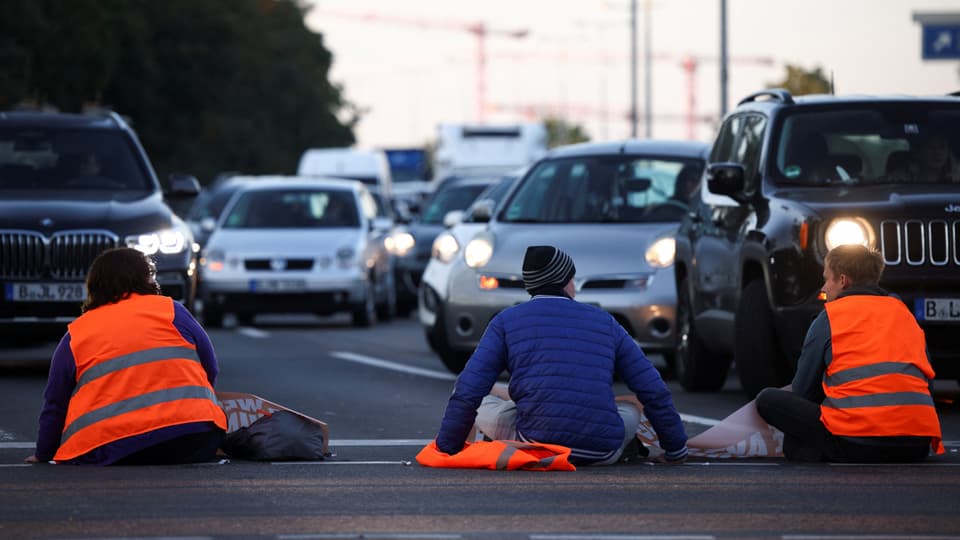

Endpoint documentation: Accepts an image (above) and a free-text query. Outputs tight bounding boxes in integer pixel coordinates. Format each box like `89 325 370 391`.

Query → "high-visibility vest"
54 294 227 461
821 295 943 455
417 440 576 471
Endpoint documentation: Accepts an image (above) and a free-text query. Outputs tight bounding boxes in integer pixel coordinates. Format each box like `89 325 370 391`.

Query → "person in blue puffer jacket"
435 245 688 465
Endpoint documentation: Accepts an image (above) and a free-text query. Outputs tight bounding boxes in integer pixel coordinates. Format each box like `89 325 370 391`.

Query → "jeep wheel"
674 276 730 391
735 280 791 398
351 281 376 328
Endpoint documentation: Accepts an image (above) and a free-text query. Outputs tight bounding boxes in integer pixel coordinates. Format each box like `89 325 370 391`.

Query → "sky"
304 0 960 149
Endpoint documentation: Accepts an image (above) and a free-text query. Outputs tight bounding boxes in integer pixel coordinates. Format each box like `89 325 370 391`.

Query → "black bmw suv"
0 110 200 339
673 89 960 397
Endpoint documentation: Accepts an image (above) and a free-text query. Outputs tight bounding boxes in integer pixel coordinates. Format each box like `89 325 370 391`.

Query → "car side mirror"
469 200 494 223
200 217 217 233
166 173 201 197
443 210 464 228
706 163 747 203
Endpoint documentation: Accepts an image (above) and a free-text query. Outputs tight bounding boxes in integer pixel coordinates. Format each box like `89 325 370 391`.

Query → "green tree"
544 117 590 148
767 64 832 96
0 0 358 184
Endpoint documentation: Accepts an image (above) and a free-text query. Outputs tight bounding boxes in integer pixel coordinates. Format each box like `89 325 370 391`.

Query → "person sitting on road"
26 247 227 465
432 245 688 465
755 244 944 463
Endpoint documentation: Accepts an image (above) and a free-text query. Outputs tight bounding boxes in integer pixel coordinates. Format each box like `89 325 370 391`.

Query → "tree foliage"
767 64 832 96
0 0 357 184
544 117 590 148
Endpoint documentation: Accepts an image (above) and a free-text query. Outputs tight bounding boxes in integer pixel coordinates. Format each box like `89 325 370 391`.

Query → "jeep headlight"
464 234 494 269
824 218 874 251
432 231 460 263
127 226 187 255
645 237 676 268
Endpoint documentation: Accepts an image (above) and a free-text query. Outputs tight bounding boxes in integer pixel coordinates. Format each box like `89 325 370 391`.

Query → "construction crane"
313 10 529 122
479 49 775 139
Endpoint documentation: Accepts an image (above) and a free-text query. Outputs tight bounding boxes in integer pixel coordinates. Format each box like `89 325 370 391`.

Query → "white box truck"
432 122 547 185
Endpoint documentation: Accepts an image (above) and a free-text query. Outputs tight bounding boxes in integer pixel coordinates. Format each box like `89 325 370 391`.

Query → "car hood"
206 228 363 255
0 190 174 234
774 184 960 214
480 223 678 276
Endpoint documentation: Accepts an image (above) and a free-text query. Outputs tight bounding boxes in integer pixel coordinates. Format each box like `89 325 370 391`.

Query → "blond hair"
824 244 884 287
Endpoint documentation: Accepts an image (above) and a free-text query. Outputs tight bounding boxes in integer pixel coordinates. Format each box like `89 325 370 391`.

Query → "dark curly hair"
81 247 161 313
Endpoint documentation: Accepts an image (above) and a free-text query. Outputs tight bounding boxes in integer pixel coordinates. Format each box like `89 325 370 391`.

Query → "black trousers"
113 428 224 466
755 388 930 463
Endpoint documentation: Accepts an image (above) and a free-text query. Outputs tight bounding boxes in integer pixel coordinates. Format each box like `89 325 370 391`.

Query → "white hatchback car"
199 176 396 327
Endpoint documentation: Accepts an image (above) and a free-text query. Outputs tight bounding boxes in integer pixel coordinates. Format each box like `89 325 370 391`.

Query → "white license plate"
918 298 960 322
249 279 306 293
6 282 87 302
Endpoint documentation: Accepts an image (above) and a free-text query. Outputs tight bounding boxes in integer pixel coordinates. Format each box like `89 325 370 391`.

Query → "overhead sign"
922 25 960 59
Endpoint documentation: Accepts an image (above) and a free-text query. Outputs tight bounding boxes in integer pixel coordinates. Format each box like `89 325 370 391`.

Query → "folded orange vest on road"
417 440 576 471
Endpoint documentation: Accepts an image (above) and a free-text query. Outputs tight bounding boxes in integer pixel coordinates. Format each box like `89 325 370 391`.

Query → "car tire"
674 275 730 391
203 306 224 329
351 281 376 328
376 275 397 322
424 303 471 373
735 280 791 399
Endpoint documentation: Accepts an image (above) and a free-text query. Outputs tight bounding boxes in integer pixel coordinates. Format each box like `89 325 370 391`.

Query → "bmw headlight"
645 237 676 268
127 225 187 255
464 234 494 269
431 232 460 263
824 218 874 251
385 231 415 257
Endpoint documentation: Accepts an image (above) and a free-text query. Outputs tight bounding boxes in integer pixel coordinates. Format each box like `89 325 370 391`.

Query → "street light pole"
630 0 638 138
719 0 729 119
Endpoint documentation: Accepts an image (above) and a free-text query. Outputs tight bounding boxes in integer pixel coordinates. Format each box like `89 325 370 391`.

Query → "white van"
297 148 393 200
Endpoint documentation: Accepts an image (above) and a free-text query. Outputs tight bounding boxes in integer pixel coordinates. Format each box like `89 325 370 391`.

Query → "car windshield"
419 182 491 224
771 103 960 186
500 155 703 223
187 184 240 221
222 189 359 229
0 128 151 192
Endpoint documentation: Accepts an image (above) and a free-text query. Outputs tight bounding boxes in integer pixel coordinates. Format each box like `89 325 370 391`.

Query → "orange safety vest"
54 294 227 461
417 440 576 471
821 295 943 455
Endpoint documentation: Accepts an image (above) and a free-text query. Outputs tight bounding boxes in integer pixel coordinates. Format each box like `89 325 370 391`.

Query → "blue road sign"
922 25 960 59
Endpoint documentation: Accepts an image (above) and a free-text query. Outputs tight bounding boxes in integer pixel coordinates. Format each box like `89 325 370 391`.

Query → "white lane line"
0 442 34 449
237 326 270 338
271 460 413 466
331 351 457 381
280 535 460 539
331 439 432 446
533 536 715 540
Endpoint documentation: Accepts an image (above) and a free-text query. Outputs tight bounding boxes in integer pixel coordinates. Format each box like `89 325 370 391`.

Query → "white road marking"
331 351 457 381
236 326 270 338
0 442 34 449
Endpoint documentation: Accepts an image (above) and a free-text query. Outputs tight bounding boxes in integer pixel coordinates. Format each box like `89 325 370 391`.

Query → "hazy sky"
305 0 960 148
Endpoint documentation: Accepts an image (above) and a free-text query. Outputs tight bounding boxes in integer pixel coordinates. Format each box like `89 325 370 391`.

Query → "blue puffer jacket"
436 296 687 457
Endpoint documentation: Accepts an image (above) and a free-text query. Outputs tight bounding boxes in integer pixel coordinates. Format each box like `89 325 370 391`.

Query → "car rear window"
222 189 360 229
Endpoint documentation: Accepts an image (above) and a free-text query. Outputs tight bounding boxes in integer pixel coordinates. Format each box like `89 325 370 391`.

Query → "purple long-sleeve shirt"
34 300 221 465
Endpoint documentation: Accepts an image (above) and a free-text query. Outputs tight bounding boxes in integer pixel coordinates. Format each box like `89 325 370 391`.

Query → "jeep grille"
0 230 119 280
879 220 959 266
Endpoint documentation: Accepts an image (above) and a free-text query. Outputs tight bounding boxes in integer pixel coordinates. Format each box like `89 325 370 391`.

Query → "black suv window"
770 104 960 186
0 128 151 193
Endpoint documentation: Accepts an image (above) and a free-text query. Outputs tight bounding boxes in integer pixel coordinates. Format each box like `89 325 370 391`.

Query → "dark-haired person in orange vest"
756 244 943 462
25 247 227 465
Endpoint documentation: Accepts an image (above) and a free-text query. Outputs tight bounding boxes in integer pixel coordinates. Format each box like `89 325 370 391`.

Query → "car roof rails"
738 88 795 106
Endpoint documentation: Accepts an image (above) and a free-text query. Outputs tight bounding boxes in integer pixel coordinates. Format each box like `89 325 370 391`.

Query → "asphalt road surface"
1 314 958 539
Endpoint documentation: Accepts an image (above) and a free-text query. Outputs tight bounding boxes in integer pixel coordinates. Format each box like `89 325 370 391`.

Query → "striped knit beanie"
522 245 576 294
